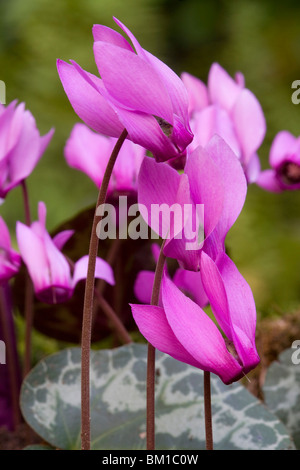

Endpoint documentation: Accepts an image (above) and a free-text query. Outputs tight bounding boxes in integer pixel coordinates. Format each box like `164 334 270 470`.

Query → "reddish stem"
204 371 213 450
147 239 166 451
81 129 128 450
0 285 22 429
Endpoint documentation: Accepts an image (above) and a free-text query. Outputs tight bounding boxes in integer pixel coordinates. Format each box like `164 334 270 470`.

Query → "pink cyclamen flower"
0 100 54 200
138 135 247 271
0 217 21 283
134 243 208 308
16 202 115 303
64 123 145 194
57 17 193 162
181 63 266 182
256 130 300 192
131 252 260 385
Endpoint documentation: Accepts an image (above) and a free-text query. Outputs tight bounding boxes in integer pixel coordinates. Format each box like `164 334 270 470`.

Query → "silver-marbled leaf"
20 344 294 450
263 347 300 448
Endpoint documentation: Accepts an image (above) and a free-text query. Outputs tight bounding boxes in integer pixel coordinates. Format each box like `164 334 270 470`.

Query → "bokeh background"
1 0 300 322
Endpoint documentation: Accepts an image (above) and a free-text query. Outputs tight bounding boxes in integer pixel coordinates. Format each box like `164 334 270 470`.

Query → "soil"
1 310 300 450
0 423 44 450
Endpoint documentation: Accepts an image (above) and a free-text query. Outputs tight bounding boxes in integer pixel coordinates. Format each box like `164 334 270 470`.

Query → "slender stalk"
21 180 34 378
147 239 166 451
21 180 31 226
204 371 213 450
0 285 22 428
94 290 132 345
81 129 128 451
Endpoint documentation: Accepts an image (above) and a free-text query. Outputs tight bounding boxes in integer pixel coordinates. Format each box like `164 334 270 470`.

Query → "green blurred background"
1 0 300 320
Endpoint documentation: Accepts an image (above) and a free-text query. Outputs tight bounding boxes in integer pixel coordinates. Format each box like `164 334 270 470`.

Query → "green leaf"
263 347 300 448
20 344 294 450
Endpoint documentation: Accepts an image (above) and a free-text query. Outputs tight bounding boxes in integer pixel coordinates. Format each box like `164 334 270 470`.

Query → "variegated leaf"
20 344 294 450
263 347 300 448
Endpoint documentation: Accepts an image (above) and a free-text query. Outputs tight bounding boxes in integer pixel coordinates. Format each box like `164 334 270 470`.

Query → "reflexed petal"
173 268 208 308
0 101 22 159
56 60 124 137
64 123 114 188
208 63 243 111
113 17 146 57
92 24 134 51
199 251 233 340
138 156 184 238
112 107 176 161
181 72 209 114
142 49 191 126
133 270 155 304
189 106 241 158
72 255 115 288
185 145 225 239
245 152 261 184
256 169 282 192
0 217 12 250
93 42 174 124
205 135 247 244
114 18 191 127
16 222 51 292
200 251 259 372
53 230 74 251
37 128 54 160
42 230 72 290
130 303 201 368
112 139 145 192
232 89 266 163
216 252 259 371
269 130 298 168
2 110 40 192
162 275 242 384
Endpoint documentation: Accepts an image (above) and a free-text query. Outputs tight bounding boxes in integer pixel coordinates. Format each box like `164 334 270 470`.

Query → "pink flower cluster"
2 17 298 389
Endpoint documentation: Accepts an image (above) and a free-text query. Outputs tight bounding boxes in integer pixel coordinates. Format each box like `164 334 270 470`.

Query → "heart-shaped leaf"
263 347 300 449
20 344 294 450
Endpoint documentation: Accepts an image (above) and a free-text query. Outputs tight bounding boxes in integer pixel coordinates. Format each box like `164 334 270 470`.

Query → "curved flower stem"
81 129 128 451
21 180 34 378
204 371 213 450
147 239 166 451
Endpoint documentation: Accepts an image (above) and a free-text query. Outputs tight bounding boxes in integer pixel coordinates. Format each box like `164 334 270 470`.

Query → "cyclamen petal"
16 222 52 294
16 203 115 304
269 130 298 169
0 217 21 283
64 123 145 193
130 304 201 369
93 42 174 124
208 63 243 112
58 19 192 161
183 63 266 179
232 89 266 164
181 72 209 114
56 59 124 137
72 255 115 289
161 275 243 384
200 251 259 372
0 101 53 198
256 130 300 192
92 24 134 52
